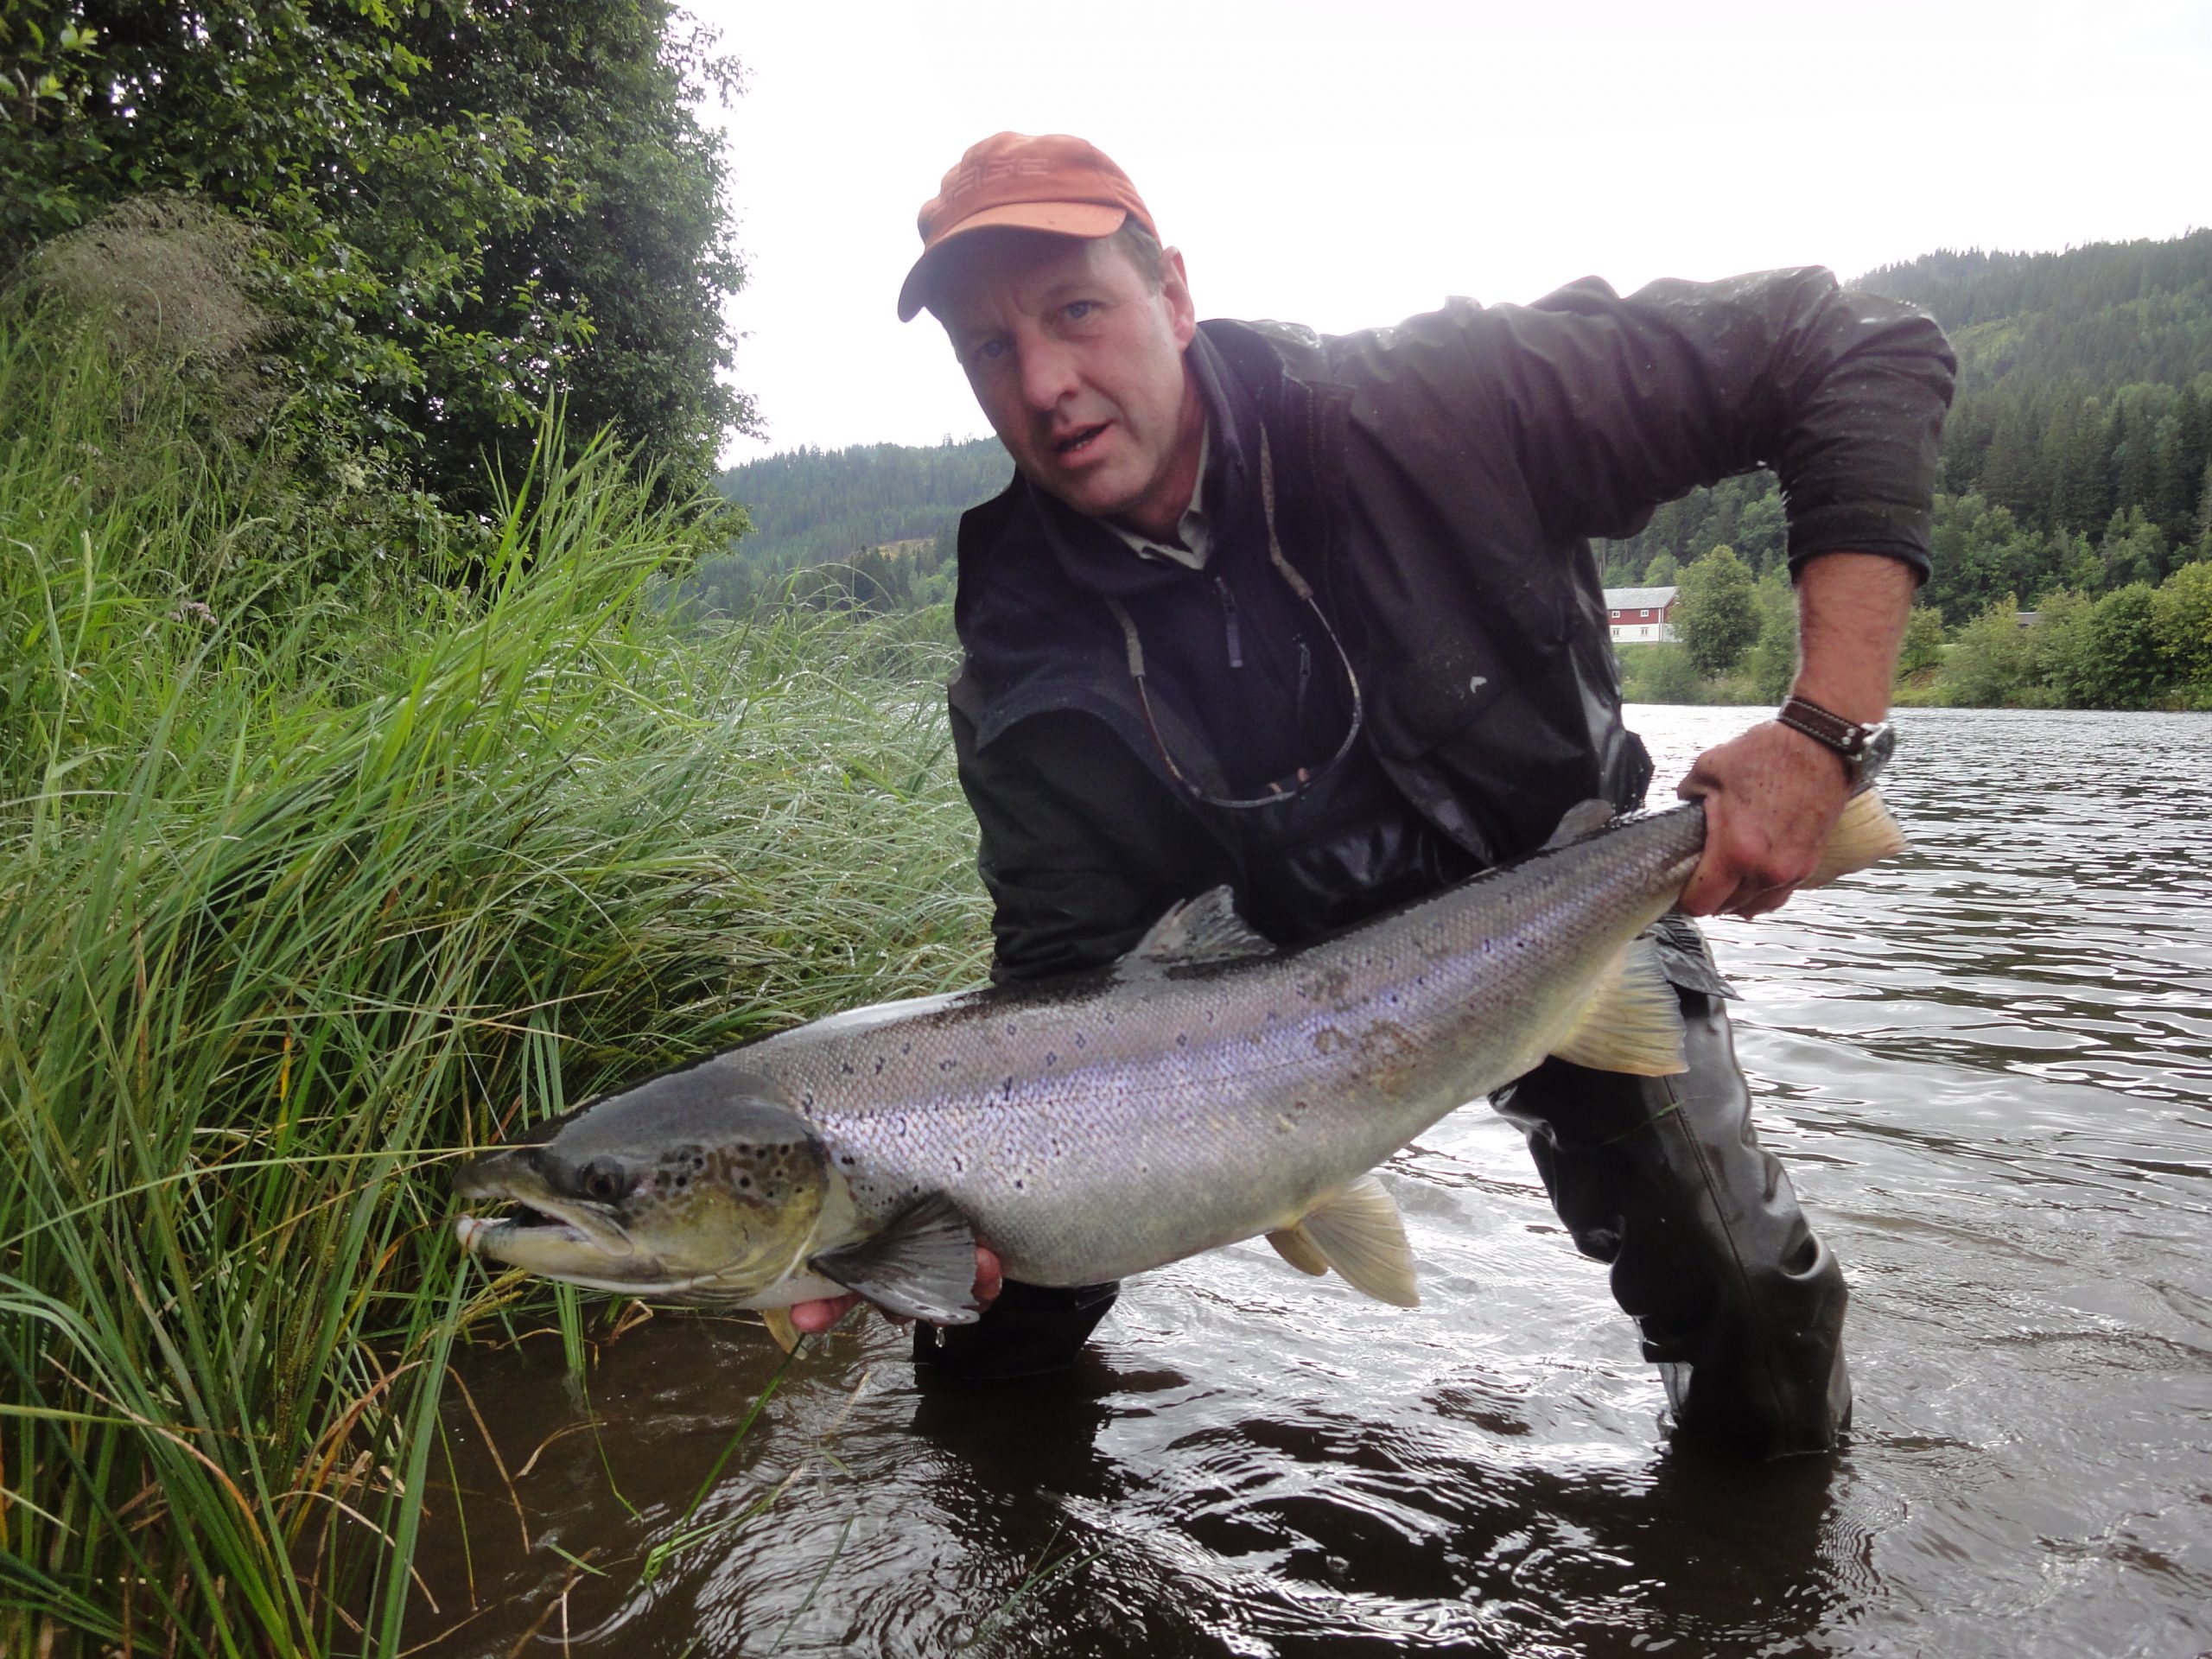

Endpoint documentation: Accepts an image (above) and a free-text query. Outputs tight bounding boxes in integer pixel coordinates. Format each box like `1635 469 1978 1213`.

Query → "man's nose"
1018 336 1079 412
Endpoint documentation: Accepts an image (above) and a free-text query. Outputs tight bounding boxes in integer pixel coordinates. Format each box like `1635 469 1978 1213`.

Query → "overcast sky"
691 0 2210 461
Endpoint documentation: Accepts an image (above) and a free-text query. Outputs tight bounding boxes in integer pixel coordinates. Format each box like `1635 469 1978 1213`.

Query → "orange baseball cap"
898 131 1157 321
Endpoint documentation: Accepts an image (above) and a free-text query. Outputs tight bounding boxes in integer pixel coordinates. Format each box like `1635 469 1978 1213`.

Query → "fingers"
1674 721 1847 918
786 1294 861 1335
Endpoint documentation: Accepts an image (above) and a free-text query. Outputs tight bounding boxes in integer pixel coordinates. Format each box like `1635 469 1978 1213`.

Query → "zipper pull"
1295 634 1313 713
1214 577 1244 669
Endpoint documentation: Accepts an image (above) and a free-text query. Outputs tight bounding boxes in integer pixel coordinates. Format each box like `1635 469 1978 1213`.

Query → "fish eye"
579 1160 629 1205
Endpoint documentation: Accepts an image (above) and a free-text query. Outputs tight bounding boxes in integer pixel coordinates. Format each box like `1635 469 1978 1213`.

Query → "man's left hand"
1675 720 1852 918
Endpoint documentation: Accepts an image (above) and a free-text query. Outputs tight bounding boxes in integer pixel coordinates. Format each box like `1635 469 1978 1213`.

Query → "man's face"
932 230 1203 539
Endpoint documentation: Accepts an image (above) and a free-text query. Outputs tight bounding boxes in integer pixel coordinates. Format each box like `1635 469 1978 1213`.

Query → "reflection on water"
414 708 2212 1658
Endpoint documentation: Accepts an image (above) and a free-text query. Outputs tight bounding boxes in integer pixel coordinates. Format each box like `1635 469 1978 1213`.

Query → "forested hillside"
686 437 1010 613
1599 230 2212 624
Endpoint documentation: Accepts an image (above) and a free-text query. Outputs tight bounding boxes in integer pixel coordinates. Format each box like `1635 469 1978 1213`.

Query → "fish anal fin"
1551 935 1688 1076
1282 1173 1419 1306
761 1306 799 1354
810 1194 982 1325
1130 887 1275 969
1266 1224 1331 1276
1804 788 1909 888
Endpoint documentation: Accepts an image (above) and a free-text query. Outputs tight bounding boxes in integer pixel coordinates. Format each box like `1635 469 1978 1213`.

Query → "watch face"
1857 723 1897 781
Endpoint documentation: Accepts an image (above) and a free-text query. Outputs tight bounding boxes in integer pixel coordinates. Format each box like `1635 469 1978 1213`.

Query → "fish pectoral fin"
1129 886 1276 969
1550 935 1688 1077
1804 787 1909 888
1279 1173 1420 1306
760 1306 800 1354
809 1194 982 1325
1265 1224 1331 1276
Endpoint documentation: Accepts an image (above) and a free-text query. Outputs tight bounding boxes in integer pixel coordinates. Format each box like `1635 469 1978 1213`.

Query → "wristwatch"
1775 694 1896 785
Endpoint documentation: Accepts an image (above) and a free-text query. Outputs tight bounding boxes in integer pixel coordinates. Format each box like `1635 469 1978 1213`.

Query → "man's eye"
973 338 1008 365
1065 301 1097 321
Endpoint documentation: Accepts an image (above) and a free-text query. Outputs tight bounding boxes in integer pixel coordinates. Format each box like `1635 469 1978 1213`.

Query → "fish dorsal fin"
1550 933 1688 1076
1130 886 1275 969
1804 787 1910 888
1267 1173 1419 1306
809 1194 981 1325
1540 798 1618 850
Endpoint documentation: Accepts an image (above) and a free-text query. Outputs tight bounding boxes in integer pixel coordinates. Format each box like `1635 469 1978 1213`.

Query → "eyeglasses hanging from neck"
1104 427 1366 811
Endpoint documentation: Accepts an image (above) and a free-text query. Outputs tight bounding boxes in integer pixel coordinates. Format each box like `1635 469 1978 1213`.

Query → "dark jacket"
947 270 1955 982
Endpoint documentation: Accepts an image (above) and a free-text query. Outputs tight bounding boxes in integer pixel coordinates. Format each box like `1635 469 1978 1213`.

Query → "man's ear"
1160 247 1198 349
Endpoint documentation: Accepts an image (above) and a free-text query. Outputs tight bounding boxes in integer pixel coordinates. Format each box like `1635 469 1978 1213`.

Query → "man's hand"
785 1244 1005 1337
1675 550 1915 919
1675 722 1852 917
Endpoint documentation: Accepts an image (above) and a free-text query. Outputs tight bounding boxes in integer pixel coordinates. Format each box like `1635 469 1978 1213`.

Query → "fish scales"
726 804 1709 1287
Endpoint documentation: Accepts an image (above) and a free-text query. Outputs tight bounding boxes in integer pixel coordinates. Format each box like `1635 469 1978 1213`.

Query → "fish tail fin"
1803 788 1909 889
1550 934 1688 1076
1268 1173 1420 1306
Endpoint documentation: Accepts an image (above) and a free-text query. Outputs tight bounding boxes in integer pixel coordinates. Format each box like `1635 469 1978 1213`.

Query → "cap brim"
897 202 1131 321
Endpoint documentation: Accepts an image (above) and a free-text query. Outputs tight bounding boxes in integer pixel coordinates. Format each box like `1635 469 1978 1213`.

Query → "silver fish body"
453 793 1899 1318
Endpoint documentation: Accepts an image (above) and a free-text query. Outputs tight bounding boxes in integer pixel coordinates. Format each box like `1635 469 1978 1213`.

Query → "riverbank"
0 310 989 1651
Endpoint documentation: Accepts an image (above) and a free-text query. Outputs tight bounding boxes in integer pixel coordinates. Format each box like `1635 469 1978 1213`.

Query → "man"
796 132 1954 1459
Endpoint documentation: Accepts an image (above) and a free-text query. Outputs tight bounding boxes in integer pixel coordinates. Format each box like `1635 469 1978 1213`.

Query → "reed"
0 306 988 1654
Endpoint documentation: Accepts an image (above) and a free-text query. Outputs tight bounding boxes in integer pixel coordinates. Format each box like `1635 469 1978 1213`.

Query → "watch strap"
1774 695 1870 756
1775 696 1896 786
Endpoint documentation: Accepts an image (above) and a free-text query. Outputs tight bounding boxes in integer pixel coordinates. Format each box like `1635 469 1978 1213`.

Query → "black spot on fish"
874 1058 885 1075
939 1058 956 1071
1176 1033 1188 1047
1045 1052 1058 1066
840 1061 854 1075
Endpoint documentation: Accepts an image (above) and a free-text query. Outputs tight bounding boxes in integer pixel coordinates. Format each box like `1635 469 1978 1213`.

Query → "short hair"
1109 217 1167 292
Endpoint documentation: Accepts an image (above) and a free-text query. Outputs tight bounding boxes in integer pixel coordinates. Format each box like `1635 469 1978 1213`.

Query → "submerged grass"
0 305 989 1653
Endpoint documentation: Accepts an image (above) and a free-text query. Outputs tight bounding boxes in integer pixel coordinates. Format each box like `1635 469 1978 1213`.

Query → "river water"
414 706 2212 1657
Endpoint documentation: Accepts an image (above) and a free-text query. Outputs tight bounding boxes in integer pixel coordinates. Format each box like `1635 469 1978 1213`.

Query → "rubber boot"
912 1279 1120 1382
1494 985 1851 1459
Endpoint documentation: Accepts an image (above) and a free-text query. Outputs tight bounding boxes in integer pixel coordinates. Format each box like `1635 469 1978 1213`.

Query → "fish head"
452 1061 829 1302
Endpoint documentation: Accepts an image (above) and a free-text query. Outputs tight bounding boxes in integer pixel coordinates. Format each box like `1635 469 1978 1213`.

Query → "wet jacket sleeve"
1465 269 1956 577
950 704 1236 985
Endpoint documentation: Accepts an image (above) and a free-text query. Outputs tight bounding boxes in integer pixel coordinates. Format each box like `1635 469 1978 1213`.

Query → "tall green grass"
0 307 989 1653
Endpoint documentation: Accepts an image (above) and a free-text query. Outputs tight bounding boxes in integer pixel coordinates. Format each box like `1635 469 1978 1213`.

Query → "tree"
2064 583 2169 709
2098 506 2170 588
2150 560 2212 699
1671 544 1760 677
1896 606 1946 680
3 0 753 519
1742 570 1799 702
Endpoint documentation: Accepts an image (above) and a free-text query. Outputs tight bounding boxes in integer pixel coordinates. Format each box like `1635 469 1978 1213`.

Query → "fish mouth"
453 1195 637 1261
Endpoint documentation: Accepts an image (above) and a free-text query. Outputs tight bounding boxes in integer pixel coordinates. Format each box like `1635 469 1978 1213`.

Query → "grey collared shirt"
1106 421 1213 571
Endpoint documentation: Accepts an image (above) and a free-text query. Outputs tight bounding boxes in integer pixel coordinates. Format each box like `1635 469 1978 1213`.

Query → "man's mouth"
1052 423 1109 458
